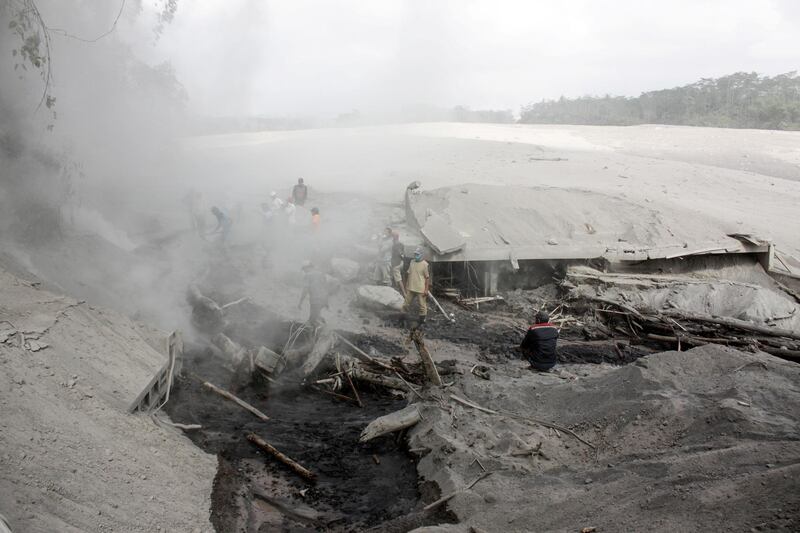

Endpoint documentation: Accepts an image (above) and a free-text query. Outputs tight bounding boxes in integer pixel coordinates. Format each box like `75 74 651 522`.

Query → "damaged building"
402 181 795 295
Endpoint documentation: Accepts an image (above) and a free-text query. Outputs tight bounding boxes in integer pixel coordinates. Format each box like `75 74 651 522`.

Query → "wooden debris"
310 385 356 403
349 364 408 391
252 490 322 525
660 309 800 341
340 355 363 407
359 404 421 442
335 333 395 371
428 291 455 322
410 329 443 386
394 370 425 400
449 394 595 449
423 471 493 511
459 295 504 306
247 433 315 481
201 381 270 422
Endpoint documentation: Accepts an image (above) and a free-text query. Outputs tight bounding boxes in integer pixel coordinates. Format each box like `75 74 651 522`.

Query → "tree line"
519 72 800 130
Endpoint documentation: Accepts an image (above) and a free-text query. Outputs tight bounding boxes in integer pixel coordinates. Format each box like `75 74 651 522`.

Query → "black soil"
422 312 652 365
165 330 424 532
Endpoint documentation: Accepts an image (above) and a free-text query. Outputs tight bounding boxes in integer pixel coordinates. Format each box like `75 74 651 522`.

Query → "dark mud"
166 344 426 532
422 312 652 365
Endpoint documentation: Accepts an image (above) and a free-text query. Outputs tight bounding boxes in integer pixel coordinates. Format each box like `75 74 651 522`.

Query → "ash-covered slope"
408 346 800 532
0 262 216 533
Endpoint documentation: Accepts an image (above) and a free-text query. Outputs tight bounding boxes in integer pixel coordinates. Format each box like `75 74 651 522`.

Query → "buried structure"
401 182 798 296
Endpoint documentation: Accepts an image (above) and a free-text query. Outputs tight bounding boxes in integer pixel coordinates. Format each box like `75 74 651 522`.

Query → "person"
270 191 284 211
403 247 429 321
391 231 405 294
310 207 320 232
519 311 559 371
376 227 393 285
298 260 328 325
292 178 308 206
259 202 274 224
209 206 232 245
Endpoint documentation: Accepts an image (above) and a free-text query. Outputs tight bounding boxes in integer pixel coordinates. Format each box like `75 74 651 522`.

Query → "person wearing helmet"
402 247 429 321
519 310 559 371
298 260 328 325
292 178 308 206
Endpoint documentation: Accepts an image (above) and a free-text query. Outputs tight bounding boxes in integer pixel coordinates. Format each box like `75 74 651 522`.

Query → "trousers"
403 290 427 316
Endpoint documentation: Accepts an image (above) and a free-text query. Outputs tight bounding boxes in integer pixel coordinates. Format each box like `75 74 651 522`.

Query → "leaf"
8 20 17 29
11 49 17 57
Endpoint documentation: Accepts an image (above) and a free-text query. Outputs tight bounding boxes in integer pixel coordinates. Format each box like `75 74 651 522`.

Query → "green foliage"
519 72 800 130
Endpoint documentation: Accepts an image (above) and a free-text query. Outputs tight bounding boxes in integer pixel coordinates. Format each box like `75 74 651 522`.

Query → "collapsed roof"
405 183 769 263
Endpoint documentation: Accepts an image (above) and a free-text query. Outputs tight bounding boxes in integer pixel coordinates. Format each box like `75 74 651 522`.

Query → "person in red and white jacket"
519 311 559 371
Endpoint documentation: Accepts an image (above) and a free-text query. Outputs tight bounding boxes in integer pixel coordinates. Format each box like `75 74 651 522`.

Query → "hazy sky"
149 0 800 117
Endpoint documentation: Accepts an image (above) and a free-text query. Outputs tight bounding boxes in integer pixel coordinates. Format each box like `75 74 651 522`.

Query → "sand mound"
408 346 800 532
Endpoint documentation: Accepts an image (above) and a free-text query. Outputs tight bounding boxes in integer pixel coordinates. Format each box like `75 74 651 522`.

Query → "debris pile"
564 266 800 361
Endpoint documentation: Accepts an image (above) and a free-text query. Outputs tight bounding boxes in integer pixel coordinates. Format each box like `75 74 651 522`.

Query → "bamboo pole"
201 381 270 422
247 433 316 481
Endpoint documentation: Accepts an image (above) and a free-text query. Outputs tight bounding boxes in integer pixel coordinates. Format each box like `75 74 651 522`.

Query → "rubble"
355 284 405 311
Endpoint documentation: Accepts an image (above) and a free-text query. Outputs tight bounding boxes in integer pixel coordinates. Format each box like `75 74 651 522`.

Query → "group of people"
259 178 319 232
198 178 321 248
373 227 431 323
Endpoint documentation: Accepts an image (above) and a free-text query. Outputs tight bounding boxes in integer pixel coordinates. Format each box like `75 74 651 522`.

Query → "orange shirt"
311 213 320 231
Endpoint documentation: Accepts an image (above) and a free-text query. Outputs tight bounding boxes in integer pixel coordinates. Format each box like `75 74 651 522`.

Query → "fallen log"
247 433 315 481
359 404 421 442
660 309 800 341
758 346 800 361
202 381 270 422
644 333 751 347
350 365 408 392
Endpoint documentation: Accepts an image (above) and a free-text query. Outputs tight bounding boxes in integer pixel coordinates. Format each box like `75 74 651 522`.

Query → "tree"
519 72 800 130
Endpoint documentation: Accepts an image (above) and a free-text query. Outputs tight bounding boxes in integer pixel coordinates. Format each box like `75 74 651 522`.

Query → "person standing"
209 206 232 246
391 231 406 294
298 260 328 325
519 311 559 371
292 178 308 206
403 248 429 321
376 227 393 285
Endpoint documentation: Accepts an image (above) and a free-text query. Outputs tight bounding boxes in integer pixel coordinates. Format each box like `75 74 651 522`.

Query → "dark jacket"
520 323 558 370
292 184 308 205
